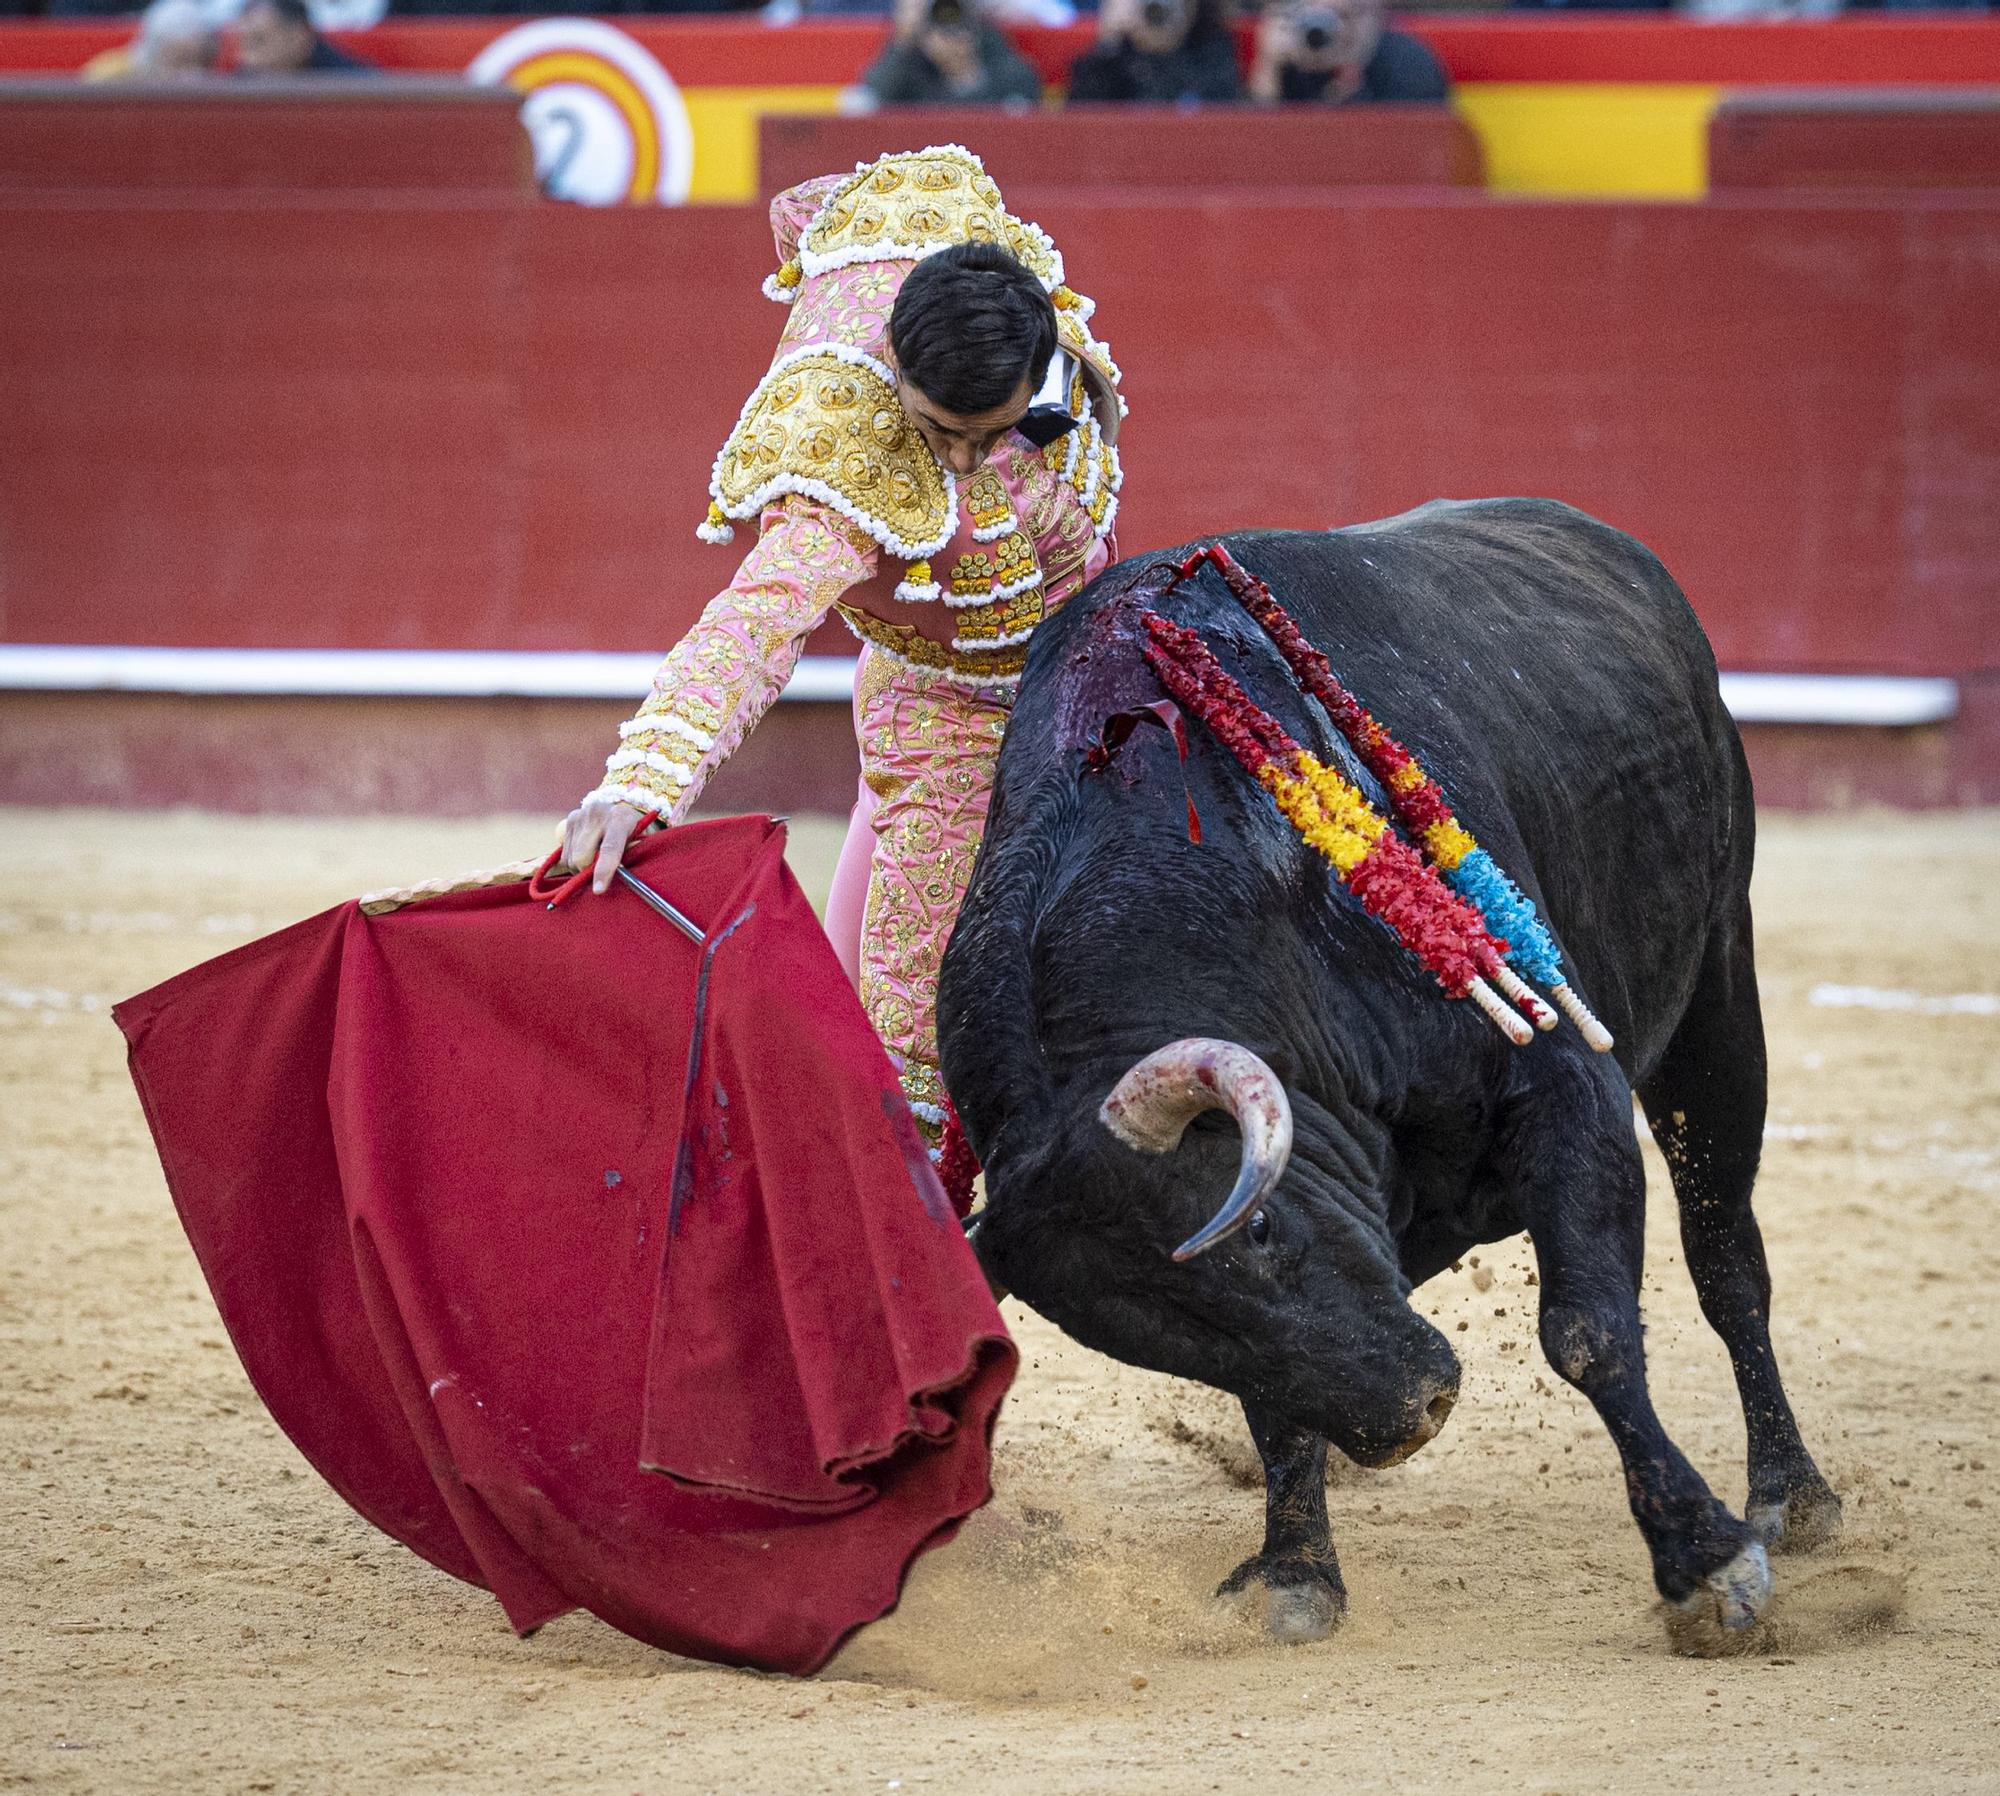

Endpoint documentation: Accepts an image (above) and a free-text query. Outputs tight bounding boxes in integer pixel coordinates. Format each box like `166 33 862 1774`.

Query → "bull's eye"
1247 1209 1271 1247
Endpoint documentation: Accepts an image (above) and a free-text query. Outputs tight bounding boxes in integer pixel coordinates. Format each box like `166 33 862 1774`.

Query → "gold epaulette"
796 145 1061 289
706 345 957 561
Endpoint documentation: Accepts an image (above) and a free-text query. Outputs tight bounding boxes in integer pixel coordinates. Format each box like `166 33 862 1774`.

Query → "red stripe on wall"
2 16 1998 86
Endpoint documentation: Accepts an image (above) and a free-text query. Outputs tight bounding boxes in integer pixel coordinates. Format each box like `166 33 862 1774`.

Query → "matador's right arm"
592 498 877 822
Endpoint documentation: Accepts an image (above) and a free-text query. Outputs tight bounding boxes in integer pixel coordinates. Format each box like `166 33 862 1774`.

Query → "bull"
937 499 1841 1642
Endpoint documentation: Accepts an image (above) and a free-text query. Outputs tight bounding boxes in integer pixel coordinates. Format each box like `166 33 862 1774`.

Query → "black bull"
937 499 1841 1642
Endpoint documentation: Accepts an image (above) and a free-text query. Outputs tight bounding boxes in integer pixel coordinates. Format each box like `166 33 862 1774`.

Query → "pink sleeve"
593 499 876 822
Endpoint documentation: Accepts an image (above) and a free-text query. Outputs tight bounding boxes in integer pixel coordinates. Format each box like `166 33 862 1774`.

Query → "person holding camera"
1065 0 1242 105
860 0 1043 106
1248 0 1448 104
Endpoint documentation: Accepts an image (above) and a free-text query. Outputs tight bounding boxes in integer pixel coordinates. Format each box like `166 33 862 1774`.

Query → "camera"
1294 8 1339 53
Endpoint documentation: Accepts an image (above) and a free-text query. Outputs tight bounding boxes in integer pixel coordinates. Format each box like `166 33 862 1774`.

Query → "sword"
612 865 704 944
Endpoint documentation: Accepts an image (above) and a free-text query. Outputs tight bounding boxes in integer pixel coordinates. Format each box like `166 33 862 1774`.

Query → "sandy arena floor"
3 806 1997 1795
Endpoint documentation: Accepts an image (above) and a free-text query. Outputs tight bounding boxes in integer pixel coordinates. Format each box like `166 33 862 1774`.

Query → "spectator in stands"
1248 0 1448 103
1065 0 1242 105
858 0 1044 107
81 0 221 79
234 0 378 74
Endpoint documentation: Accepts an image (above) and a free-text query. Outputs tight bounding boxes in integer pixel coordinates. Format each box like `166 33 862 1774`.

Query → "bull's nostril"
1425 1389 1457 1430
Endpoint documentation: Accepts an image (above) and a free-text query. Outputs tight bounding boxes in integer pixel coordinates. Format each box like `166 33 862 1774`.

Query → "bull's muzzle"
1359 1378 1460 1469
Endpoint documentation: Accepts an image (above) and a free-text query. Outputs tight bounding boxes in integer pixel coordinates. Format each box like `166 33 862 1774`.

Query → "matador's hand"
560 795 653 894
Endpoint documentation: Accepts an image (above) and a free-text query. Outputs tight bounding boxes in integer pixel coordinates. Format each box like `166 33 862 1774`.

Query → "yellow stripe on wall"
676 82 1721 206
1454 83 1722 198
682 84 846 203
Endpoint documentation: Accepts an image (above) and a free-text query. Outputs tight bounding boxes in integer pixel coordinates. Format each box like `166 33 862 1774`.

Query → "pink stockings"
823 647 1011 1139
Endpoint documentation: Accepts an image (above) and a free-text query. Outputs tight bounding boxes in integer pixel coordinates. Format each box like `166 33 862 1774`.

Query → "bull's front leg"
1216 1403 1346 1642
1504 1061 1772 1639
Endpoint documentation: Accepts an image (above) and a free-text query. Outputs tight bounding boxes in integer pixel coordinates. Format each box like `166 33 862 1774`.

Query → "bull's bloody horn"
1098 1039 1294 1262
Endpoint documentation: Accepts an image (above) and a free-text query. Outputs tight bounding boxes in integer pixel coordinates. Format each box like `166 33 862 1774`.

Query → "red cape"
115 815 1015 1673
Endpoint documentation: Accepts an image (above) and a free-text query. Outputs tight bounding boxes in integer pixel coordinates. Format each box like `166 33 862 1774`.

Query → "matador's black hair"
889 242 1058 418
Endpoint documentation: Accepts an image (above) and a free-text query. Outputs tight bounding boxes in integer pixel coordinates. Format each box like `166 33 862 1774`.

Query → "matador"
561 144 1124 1144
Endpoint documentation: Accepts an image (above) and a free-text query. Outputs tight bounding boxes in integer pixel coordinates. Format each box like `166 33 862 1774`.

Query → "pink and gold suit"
590 146 1125 1141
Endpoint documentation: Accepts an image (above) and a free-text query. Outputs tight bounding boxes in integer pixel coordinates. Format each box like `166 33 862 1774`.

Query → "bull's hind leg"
1501 1058 1772 1632
1217 1405 1346 1642
1636 923 1842 1554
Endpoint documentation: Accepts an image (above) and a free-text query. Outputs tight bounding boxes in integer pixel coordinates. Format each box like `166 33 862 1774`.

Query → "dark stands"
237 0 378 73
77 0 220 80
860 0 1043 105
1066 0 1243 102
1248 0 1451 104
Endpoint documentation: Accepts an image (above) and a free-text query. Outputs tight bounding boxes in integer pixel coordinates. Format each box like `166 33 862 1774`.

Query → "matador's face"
894 371 1035 477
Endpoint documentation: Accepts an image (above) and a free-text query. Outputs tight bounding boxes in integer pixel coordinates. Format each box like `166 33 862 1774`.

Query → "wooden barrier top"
759 106 1482 200
0 78 536 196
1711 88 2000 191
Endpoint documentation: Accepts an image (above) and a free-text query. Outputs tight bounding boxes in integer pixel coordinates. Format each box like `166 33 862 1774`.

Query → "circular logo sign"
467 20 694 207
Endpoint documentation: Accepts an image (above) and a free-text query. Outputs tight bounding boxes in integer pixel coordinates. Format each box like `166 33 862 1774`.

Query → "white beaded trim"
604 747 694 786
598 780 677 813
761 272 800 304
1057 420 1083 484
619 714 715 754
1075 416 1105 512
952 624 1038 651
940 568 1040 608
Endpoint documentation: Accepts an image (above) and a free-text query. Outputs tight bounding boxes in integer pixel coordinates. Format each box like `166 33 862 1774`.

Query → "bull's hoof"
1748 1476 1843 1556
1663 1541 1773 1655
1217 1552 1347 1643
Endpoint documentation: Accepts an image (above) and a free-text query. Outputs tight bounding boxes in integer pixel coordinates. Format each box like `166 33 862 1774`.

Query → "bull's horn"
1099 1039 1294 1263
961 1215 1009 1304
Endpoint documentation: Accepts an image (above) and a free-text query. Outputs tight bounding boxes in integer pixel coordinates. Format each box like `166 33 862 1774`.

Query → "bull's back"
1012 499 1748 1074
1232 501 1748 1067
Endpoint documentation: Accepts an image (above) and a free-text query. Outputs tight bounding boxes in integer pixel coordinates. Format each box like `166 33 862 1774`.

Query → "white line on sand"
1808 983 2000 1017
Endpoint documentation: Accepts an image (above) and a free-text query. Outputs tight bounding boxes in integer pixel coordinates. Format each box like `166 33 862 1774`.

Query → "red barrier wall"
759 108 1484 196
5 188 1996 677
1710 91 2000 191
0 80 535 196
